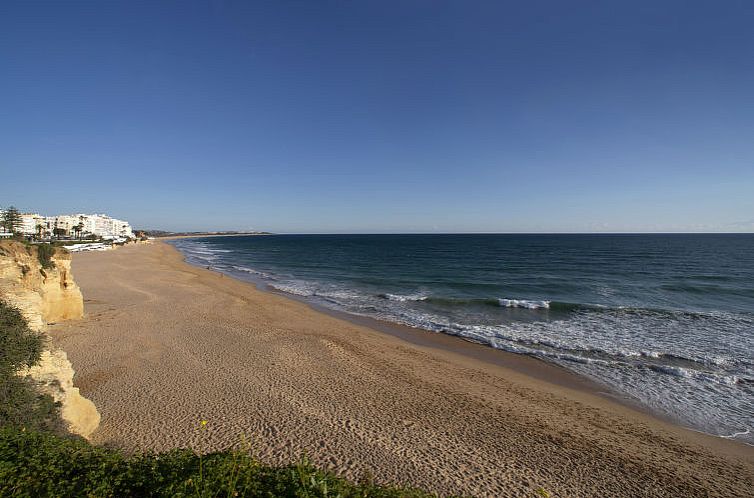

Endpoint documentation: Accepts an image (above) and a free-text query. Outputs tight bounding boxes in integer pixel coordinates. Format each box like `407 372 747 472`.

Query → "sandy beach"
51 242 754 497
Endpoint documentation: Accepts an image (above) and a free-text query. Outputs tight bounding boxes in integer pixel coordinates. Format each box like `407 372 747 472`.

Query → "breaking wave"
498 298 550 309
378 292 429 302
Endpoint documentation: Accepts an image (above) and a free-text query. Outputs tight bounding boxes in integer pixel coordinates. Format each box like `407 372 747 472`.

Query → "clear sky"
2 1 753 233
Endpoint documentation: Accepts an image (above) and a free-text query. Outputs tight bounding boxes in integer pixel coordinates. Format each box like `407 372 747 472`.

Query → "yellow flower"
200 419 208 429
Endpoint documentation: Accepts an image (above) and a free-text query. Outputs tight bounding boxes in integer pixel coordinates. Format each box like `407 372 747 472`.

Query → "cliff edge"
0 241 100 438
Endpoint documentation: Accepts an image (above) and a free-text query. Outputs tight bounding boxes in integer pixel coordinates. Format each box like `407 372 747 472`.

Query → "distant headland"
142 230 272 238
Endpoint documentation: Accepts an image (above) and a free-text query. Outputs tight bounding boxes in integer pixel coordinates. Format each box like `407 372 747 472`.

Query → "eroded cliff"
0 241 99 438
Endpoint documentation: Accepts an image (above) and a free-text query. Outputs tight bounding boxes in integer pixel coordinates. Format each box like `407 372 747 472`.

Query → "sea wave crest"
498 298 550 309
378 292 428 302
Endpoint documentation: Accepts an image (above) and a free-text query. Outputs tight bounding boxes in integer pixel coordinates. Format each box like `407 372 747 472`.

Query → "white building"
55 215 77 235
0 210 41 235
1 209 134 239
73 213 134 239
20 213 45 236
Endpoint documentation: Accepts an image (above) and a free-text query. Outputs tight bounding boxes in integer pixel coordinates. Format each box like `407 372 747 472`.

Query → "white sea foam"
498 298 550 309
381 292 428 302
269 281 362 302
351 304 754 443
233 265 273 279
720 428 751 440
269 282 316 297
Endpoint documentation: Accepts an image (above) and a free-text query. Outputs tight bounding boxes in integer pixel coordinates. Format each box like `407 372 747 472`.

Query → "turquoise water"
170 234 754 444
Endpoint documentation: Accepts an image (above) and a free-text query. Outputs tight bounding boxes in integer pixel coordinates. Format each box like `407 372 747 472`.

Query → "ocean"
170 234 754 444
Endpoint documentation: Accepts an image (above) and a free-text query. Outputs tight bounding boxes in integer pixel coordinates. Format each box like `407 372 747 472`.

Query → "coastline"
264 287 649 407
168 235 754 436
157 233 271 240
178 242 751 450
51 242 754 497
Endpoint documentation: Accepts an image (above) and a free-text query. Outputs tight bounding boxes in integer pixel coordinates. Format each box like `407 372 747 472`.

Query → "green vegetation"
36 244 56 270
1 206 23 234
73 221 85 240
0 239 64 272
0 301 63 434
0 428 442 497
0 300 448 498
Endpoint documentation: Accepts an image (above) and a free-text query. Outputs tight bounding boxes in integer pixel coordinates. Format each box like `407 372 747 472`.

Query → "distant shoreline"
156 232 272 240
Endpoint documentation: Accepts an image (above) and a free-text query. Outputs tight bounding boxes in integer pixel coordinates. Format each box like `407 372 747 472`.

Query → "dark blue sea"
170 234 754 444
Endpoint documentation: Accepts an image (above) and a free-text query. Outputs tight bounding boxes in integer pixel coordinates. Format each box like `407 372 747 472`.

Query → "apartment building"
4 210 134 239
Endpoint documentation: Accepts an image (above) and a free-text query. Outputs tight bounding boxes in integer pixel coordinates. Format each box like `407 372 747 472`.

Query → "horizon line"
165 231 754 236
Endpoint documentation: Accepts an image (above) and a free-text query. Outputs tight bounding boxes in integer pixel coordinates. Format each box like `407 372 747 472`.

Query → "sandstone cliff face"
0 241 100 438
0 243 84 328
21 349 100 437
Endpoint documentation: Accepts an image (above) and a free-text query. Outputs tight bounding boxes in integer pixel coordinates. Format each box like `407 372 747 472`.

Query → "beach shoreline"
51 241 754 497
190 248 608 396
177 241 753 452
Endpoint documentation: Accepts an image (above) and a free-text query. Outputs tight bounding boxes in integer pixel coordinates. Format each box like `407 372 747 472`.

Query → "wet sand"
52 242 754 497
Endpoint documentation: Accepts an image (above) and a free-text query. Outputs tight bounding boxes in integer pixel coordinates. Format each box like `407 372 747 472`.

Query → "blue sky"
2 1 753 233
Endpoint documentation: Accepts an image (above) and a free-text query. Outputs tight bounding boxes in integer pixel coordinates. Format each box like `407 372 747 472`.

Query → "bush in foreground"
0 301 63 433
0 427 444 498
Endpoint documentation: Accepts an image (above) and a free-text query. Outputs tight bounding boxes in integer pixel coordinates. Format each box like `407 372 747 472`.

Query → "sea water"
170 234 754 444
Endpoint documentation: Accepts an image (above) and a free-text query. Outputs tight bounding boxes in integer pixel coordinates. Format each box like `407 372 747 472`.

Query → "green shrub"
0 301 63 434
0 376 62 434
0 427 446 498
0 302 43 375
36 244 56 270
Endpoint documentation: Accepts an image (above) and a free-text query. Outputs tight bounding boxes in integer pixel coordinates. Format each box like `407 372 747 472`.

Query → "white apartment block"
20 213 45 235
78 213 134 239
4 210 134 239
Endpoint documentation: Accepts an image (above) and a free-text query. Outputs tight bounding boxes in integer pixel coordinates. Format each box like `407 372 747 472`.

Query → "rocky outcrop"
0 241 99 438
21 350 100 437
0 242 83 328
